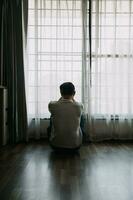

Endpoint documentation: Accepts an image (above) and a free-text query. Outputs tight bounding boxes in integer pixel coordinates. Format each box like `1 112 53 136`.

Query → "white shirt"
48 98 83 149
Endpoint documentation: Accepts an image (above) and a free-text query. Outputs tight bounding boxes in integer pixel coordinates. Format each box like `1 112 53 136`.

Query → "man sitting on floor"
48 82 84 150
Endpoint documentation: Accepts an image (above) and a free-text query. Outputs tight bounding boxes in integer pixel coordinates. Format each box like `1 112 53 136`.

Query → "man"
48 82 84 150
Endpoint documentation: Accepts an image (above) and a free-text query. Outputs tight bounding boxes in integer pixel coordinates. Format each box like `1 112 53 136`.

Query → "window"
25 0 133 118
91 0 133 115
25 0 83 117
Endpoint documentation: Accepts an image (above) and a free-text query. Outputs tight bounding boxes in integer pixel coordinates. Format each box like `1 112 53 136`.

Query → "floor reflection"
0 143 133 200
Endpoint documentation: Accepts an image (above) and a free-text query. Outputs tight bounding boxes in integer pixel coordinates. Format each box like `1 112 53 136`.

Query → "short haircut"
60 82 75 96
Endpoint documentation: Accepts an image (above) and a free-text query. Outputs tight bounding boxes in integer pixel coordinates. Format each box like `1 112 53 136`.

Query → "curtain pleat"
86 0 133 141
22 0 28 42
0 0 27 143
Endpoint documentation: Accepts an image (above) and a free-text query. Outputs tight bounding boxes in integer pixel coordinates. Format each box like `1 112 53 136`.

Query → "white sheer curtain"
25 0 133 140
86 0 133 141
25 0 83 138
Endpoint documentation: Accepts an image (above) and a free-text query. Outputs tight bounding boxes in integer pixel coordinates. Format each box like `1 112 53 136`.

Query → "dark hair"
60 82 75 96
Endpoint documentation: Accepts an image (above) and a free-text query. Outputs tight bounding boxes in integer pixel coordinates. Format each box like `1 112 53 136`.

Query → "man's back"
48 98 83 149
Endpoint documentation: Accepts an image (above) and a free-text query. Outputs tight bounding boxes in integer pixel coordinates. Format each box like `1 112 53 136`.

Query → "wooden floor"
0 141 133 200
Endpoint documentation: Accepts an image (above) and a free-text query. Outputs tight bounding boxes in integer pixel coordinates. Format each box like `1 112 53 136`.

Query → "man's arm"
48 102 51 113
48 101 55 113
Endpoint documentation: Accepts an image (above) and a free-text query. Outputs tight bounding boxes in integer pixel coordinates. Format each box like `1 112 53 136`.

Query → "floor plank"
0 141 133 200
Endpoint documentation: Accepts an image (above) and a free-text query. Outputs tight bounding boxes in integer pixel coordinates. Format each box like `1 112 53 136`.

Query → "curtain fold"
0 0 27 143
22 0 28 44
85 0 133 141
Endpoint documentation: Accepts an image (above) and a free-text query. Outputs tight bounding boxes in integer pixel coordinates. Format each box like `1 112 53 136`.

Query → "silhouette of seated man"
48 82 84 151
